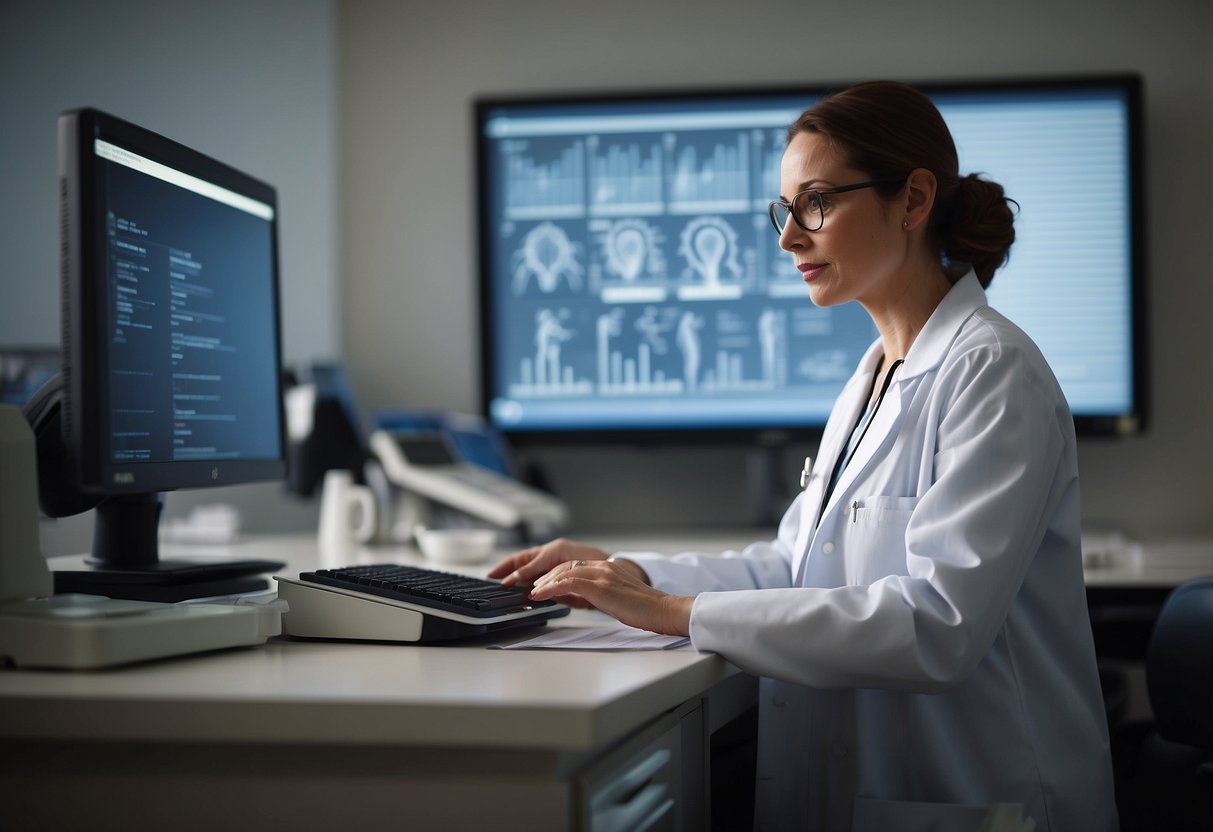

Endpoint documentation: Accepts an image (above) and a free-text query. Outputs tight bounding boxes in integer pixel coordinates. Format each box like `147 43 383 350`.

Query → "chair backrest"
1147 576 1213 749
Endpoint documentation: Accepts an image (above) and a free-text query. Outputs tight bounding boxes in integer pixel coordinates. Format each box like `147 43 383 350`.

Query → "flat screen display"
62 108 286 492
97 138 281 465
49 107 287 595
476 77 1145 441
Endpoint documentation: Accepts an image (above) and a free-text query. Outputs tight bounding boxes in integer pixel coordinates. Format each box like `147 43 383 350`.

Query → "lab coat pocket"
851 795 1001 832
842 496 917 586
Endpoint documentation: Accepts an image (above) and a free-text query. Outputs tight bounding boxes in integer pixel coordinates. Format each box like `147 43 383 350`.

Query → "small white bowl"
414 526 497 564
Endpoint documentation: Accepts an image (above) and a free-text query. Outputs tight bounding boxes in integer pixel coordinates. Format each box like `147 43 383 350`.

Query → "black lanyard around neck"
819 358 905 520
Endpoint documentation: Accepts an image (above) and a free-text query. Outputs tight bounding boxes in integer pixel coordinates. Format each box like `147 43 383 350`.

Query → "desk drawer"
578 701 705 832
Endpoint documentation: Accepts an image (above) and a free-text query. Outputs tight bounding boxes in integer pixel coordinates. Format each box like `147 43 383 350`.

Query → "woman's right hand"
487 538 611 589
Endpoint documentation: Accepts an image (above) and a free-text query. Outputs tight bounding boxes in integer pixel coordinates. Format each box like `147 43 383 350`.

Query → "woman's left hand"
529 559 694 637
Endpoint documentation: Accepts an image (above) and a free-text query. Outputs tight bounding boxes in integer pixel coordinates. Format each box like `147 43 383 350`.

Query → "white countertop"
1 533 745 752
4 529 1208 753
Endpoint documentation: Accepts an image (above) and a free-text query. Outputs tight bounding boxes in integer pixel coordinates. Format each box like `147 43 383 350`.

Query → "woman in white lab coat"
490 81 1117 832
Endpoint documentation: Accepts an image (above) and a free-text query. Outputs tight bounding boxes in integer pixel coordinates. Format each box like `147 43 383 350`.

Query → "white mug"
318 469 377 547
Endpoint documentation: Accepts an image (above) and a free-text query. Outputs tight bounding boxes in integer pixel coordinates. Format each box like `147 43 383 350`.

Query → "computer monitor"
29 108 287 601
475 75 1146 445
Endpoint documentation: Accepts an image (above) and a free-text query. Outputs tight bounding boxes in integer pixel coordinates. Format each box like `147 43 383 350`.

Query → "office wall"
0 0 341 363
0 0 341 543
341 0 1213 538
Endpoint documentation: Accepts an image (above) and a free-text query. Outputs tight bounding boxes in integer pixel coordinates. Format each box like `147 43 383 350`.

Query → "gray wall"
341 0 1213 538
1 0 341 546
1 0 341 362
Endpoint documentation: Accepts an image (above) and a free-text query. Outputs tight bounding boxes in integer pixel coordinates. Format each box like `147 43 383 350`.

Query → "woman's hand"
488 538 612 599
529 558 693 637
488 539 693 634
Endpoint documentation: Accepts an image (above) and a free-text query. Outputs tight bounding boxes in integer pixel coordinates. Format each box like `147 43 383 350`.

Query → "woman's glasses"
768 179 905 234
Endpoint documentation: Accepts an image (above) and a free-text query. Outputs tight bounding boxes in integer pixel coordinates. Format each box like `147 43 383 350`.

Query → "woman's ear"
901 168 937 232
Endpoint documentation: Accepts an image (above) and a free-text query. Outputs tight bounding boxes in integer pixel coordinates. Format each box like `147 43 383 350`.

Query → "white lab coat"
620 272 1117 831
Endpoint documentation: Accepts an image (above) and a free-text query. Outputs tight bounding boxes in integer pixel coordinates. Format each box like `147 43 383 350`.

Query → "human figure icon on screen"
675 310 704 392
533 308 573 388
758 308 785 388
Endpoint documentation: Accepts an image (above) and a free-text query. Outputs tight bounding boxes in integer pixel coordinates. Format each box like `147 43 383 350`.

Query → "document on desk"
493 626 691 651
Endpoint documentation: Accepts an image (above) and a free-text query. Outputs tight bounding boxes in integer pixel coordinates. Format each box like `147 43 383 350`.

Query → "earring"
902 220 910 230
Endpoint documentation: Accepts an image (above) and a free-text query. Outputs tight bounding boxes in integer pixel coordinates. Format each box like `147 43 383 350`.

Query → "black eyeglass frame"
768 178 907 234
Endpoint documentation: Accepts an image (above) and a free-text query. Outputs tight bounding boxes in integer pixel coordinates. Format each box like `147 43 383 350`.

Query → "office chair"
1114 576 1213 831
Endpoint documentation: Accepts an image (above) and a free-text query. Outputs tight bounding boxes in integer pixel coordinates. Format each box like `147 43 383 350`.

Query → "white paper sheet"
492 626 691 651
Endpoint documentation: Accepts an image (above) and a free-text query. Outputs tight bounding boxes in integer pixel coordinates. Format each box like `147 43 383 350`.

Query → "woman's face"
776 131 906 309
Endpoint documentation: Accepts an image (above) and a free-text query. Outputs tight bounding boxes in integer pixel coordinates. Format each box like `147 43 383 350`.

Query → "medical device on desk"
0 405 279 669
370 427 569 542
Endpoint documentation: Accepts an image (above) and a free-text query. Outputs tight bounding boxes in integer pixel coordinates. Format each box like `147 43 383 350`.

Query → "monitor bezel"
59 107 288 493
474 74 1148 446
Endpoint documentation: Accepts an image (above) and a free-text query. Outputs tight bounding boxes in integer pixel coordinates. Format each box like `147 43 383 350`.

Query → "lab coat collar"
898 269 987 380
841 269 986 382
813 270 986 528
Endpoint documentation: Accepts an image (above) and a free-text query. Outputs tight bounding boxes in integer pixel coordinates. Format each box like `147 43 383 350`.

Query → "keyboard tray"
276 565 569 644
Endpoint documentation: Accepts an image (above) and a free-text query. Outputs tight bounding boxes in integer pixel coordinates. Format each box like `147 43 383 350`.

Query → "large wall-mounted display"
476 76 1145 443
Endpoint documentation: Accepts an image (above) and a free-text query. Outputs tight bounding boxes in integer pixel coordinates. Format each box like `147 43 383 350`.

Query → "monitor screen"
62 111 284 489
48 108 287 599
475 76 1146 443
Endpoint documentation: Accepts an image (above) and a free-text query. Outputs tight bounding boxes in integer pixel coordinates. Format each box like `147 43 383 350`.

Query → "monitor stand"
52 493 284 602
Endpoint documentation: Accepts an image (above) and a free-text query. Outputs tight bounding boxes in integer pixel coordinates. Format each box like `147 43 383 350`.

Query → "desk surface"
3 528 1210 751
1078 536 1213 588
0 631 738 751
0 534 747 754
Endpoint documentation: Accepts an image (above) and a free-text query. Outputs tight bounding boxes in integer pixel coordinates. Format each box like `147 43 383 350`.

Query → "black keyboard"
299 564 560 620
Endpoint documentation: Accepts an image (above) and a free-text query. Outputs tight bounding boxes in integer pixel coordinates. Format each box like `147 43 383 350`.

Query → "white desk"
1080 537 1213 588
0 534 755 832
